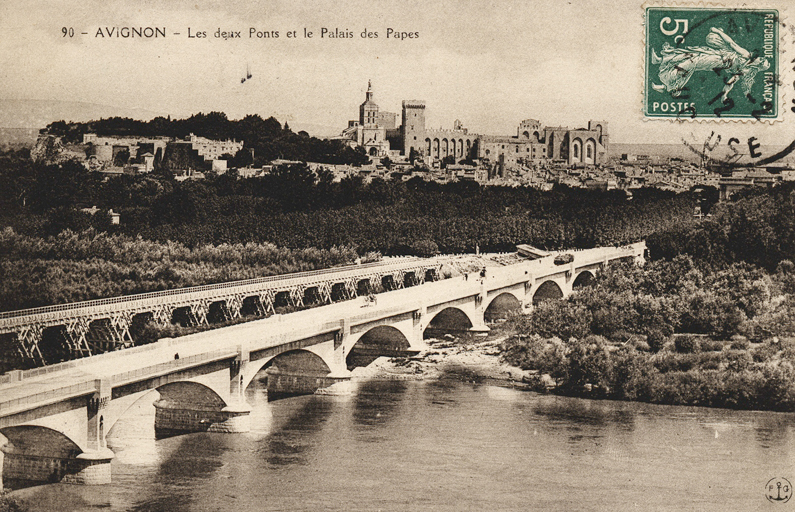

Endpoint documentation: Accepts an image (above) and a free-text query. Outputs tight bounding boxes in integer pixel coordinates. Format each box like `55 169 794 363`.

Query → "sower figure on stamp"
651 27 769 101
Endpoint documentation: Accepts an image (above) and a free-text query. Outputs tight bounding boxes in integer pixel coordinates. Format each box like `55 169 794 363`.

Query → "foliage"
0 491 26 512
0 228 358 310
503 330 795 411
674 335 701 354
504 231 795 410
42 113 369 167
410 239 439 257
647 183 795 271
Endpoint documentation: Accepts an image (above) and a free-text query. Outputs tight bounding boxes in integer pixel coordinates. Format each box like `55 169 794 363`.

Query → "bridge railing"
0 380 96 413
111 348 236 386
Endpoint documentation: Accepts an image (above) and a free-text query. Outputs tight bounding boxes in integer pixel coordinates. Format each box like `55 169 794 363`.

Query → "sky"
0 0 792 149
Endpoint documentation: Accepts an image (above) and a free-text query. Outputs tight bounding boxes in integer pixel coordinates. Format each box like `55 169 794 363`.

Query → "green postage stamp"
645 6 779 120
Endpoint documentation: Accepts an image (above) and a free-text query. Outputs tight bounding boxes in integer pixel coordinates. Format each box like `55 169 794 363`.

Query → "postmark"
645 6 779 120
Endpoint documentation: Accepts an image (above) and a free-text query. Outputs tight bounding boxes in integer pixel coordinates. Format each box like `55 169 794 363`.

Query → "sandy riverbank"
348 334 548 389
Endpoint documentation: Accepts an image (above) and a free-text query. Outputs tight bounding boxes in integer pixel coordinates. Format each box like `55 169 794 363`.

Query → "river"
11 375 795 511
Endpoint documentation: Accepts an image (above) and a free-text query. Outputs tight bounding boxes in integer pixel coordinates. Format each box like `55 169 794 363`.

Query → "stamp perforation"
641 1 789 123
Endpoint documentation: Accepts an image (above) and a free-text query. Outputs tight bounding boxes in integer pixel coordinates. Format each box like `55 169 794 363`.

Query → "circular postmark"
765 477 792 503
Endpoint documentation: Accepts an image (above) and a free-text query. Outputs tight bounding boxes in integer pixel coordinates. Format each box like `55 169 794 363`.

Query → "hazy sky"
1 0 792 148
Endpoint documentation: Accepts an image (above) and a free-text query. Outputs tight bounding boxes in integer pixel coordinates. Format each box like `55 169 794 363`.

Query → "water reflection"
531 395 629 431
260 396 335 466
352 380 408 430
13 379 795 512
424 378 460 408
754 415 792 450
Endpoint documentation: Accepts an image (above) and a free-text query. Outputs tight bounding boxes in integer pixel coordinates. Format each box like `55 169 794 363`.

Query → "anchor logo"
766 478 792 503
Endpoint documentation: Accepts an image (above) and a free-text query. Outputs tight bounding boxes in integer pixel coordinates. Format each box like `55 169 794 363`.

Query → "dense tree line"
0 153 698 251
43 113 369 166
526 257 790 343
648 183 795 271
0 148 700 309
0 228 358 310
502 251 795 411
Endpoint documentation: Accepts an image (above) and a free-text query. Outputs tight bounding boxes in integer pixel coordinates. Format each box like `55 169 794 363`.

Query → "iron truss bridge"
0 256 467 366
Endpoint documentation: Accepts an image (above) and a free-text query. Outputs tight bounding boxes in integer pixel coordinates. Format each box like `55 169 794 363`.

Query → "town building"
339 81 398 157
341 82 609 169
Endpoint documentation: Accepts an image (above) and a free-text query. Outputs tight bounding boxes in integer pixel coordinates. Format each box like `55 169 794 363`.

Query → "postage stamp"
644 6 779 120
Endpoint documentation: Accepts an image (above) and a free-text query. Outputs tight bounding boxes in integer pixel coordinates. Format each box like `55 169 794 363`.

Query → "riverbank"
349 327 547 389
345 318 795 413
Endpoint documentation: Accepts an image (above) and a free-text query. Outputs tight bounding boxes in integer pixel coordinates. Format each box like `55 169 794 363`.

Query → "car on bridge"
554 253 574 265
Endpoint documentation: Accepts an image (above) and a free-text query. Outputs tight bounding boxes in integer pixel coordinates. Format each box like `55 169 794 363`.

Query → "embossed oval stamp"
645 7 780 120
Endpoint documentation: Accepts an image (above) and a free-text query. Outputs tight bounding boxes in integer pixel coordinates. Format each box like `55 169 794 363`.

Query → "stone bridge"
0 243 645 487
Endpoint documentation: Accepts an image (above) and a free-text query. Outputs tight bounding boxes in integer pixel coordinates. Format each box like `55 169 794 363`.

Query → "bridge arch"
572 270 595 289
403 271 418 288
244 349 333 391
104 388 160 441
1 425 82 459
240 295 266 316
484 292 522 322
303 286 323 306
532 280 564 305
155 381 227 409
347 325 411 369
424 307 474 338
1 425 85 485
207 300 231 323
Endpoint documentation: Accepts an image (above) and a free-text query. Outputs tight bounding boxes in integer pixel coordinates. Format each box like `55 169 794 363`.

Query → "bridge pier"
1 446 115 487
470 283 491 333
153 400 251 436
264 367 351 397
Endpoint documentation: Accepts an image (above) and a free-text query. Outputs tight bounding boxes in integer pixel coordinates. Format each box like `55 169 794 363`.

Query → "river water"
12 375 795 511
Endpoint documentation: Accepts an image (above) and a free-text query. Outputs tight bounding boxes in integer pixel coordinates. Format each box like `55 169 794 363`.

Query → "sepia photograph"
0 0 794 510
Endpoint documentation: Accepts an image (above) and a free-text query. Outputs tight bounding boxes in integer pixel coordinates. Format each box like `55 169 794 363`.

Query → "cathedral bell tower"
359 80 379 126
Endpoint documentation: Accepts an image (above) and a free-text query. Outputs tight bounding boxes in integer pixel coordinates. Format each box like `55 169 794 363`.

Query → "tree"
440 155 456 169
271 163 317 210
410 239 438 257
0 490 26 512
113 148 130 167
29 160 98 212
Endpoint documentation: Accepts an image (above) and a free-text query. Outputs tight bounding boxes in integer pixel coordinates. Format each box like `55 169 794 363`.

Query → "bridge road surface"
0 268 492 418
